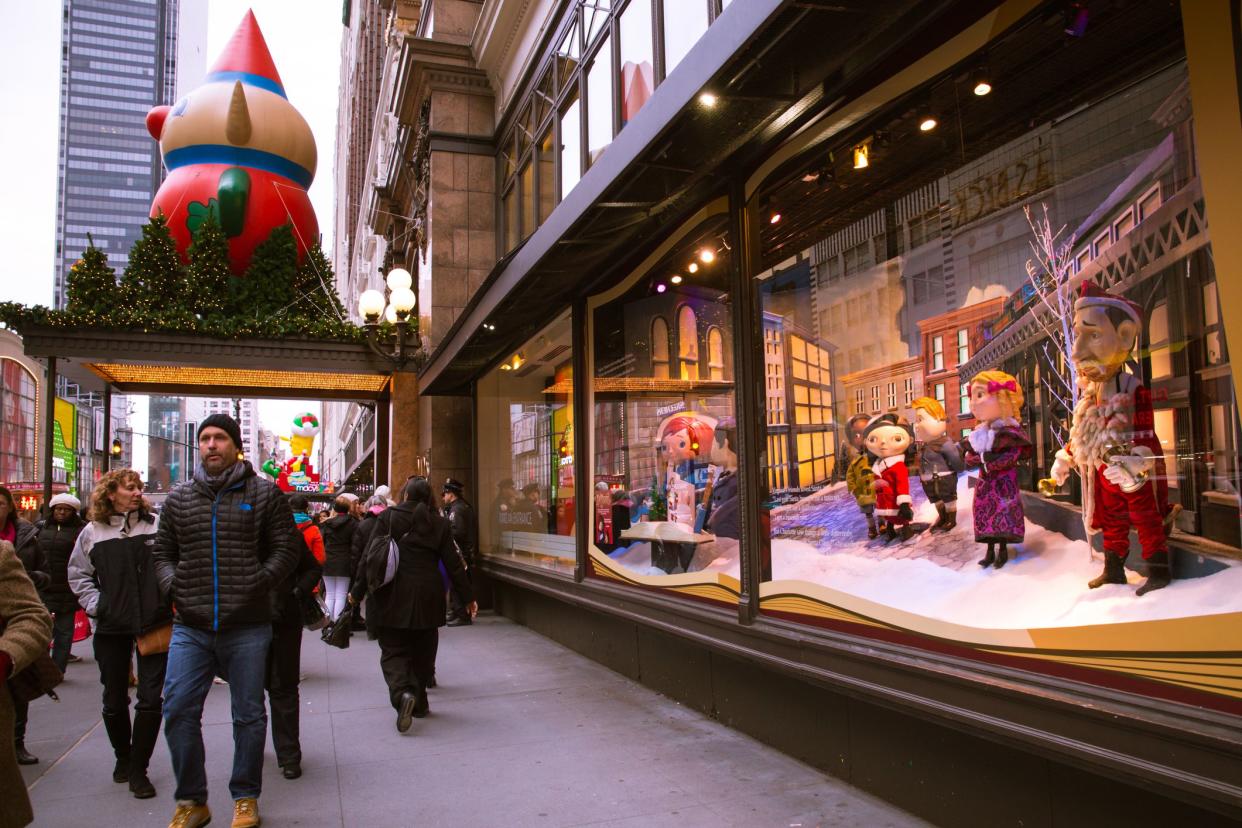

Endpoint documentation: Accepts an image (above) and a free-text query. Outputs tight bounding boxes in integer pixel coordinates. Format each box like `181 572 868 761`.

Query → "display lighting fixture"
687 262 699 274
655 282 668 293
698 92 718 108
698 248 716 264
800 170 820 183
483 322 496 331
764 198 781 224
971 65 992 96
499 352 526 371
852 142 870 170
918 109 939 132
670 274 683 285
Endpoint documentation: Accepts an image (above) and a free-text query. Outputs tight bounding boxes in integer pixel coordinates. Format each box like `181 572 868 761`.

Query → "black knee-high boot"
127 710 160 798
101 711 131 782
978 543 995 568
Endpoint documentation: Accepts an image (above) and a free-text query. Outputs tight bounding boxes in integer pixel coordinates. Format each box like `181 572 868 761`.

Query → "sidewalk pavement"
22 614 928 827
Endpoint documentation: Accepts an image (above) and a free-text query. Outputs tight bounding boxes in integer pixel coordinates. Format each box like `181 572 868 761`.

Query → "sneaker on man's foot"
168 801 211 828
231 797 260 828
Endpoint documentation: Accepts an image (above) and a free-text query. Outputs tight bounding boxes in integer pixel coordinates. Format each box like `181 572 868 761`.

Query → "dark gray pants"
265 620 303 767
375 627 437 710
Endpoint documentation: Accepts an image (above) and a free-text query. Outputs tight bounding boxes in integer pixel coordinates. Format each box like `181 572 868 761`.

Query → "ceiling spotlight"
801 170 820 183
698 248 716 264
971 65 992 96
670 274 683 285
918 110 938 132
483 322 496 331
852 143 869 170
698 92 718 108
687 262 699 273
762 197 781 224
655 282 668 293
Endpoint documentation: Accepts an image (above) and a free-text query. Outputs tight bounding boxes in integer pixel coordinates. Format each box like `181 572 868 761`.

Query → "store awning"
20 327 395 401
419 0 1028 394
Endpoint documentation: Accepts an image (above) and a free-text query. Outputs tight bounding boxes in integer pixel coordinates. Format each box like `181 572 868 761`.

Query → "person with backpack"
347 477 475 733
349 495 388 632
319 497 357 622
265 495 322 781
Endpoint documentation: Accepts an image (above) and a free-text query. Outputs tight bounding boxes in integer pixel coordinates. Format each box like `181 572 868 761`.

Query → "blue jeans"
162 623 273 802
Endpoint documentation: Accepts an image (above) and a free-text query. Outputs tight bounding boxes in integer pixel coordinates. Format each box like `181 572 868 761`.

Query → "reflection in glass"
503 185 519 253
520 160 535 240
560 96 582 200
477 311 575 575
586 34 614 165
538 127 556 223
663 2 709 79
752 12 1242 653
618 0 654 127
591 218 736 581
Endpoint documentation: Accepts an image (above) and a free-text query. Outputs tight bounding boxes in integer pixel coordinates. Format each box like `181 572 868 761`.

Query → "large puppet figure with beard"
1046 282 1174 596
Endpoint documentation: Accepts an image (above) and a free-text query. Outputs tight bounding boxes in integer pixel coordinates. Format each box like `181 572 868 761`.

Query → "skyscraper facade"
51 0 192 308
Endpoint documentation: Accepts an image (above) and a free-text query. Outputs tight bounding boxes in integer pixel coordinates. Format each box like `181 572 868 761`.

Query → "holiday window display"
911 398 964 532
863 414 917 542
843 413 878 539
260 412 323 493
1043 282 1177 596
961 373 1032 569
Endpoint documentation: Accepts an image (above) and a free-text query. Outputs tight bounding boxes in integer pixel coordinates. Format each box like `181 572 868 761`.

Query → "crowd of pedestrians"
1 413 481 828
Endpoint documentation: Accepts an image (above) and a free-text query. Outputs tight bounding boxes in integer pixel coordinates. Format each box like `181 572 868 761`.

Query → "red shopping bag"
72 609 92 643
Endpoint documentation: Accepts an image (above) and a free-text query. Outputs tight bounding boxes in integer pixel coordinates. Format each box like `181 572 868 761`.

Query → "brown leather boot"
1136 550 1172 596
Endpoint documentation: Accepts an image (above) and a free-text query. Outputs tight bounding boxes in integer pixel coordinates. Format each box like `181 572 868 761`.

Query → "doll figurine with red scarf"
1045 282 1173 595
863 413 917 541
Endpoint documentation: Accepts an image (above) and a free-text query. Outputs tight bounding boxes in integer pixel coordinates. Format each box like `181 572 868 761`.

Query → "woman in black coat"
37 493 87 672
319 497 357 622
0 485 47 767
348 477 475 734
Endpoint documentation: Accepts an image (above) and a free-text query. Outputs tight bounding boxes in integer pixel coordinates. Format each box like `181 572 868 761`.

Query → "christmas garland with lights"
0 215 411 346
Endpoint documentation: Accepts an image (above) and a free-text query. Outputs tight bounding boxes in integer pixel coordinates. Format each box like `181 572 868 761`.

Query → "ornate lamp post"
358 267 418 367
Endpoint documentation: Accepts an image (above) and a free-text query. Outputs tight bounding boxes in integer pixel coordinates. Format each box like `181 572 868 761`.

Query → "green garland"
0 217 415 347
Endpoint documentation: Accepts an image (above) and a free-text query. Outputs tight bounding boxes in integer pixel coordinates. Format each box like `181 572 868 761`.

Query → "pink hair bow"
986 379 1017 393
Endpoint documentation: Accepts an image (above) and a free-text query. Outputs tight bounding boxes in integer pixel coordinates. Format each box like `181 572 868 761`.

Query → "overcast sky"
0 2 343 455
0 1 342 305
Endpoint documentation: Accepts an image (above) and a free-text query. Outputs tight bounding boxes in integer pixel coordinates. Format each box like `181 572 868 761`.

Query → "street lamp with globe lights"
358 267 418 367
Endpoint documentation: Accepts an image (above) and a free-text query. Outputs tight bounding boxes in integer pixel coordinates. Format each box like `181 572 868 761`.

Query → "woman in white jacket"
68 469 170 799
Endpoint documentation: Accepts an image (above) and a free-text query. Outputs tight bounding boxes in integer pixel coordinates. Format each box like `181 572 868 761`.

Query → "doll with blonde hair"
960 371 1032 569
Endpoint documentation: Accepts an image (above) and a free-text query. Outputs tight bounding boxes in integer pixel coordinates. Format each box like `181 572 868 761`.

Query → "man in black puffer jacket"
153 414 299 828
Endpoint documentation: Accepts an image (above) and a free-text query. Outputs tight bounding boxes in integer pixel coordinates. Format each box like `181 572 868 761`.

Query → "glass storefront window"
538 127 555 223
618 0 653 128
750 4 1242 702
662 1 708 79
586 34 614 167
477 310 575 575
503 185 519 253
0 359 36 484
587 211 738 599
560 96 582 200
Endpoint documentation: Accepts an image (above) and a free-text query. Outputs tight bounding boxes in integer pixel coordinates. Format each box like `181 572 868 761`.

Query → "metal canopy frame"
20 327 405 504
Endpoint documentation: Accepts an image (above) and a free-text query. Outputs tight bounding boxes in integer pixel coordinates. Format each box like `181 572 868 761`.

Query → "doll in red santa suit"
863 413 917 541
1046 282 1172 595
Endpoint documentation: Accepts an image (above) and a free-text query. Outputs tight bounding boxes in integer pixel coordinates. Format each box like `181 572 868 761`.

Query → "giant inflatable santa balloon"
146 10 318 272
